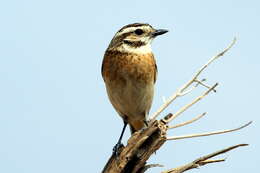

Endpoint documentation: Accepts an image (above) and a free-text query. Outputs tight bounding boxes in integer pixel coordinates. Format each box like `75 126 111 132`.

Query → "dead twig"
162 144 248 173
165 83 218 123
149 38 236 122
167 121 252 140
168 112 206 129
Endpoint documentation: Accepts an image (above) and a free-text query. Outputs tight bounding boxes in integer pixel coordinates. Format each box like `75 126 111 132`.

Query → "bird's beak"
152 29 168 37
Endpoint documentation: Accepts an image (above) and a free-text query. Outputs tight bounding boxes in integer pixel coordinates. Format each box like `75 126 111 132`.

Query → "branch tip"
168 112 206 129
167 121 252 140
163 143 247 173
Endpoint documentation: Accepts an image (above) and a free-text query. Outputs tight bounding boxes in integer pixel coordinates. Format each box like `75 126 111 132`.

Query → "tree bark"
102 120 167 173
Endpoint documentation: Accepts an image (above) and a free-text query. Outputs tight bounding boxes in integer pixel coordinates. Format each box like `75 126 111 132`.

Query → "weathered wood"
102 120 167 173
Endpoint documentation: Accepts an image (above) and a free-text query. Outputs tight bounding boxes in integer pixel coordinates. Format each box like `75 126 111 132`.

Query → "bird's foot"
112 142 124 158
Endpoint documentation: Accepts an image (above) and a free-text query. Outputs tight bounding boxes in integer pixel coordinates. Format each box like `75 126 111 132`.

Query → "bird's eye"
134 29 144 35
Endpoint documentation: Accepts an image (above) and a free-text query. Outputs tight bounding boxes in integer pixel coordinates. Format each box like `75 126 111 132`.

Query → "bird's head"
107 23 168 53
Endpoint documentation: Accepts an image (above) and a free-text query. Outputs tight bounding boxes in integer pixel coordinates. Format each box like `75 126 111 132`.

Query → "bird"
101 23 168 154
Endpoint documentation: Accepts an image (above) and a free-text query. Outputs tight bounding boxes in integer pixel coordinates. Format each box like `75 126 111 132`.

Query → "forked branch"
165 83 218 123
162 144 248 173
149 38 237 122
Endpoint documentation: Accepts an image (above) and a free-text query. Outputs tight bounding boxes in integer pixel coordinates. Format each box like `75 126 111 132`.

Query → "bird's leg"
143 120 149 127
113 121 127 157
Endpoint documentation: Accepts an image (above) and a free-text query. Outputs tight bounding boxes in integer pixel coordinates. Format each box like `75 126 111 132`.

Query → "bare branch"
167 121 252 140
168 112 206 129
148 38 236 122
194 79 217 92
162 144 248 173
199 159 226 165
165 83 218 123
190 37 236 83
139 164 164 173
177 85 196 96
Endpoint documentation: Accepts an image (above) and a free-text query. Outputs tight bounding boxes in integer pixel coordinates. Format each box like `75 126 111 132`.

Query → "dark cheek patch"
124 40 146 48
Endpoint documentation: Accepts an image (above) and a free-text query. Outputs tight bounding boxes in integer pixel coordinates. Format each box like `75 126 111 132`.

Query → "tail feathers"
129 120 147 134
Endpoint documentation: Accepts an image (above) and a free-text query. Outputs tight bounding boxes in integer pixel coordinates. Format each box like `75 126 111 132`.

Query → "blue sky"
0 0 259 173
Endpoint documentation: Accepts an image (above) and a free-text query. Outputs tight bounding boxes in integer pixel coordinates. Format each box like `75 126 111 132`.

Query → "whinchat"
101 23 168 153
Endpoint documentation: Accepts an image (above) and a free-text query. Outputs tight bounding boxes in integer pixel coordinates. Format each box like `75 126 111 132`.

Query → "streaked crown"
107 23 168 53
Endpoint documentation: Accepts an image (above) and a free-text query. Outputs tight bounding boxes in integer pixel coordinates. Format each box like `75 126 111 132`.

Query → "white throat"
122 43 152 54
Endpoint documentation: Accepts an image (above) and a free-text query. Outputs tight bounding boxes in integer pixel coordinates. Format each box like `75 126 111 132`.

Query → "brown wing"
101 51 109 82
152 54 158 84
101 57 105 80
154 62 157 83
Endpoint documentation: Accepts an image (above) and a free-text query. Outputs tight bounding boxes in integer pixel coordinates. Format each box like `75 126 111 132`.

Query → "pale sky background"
0 0 259 173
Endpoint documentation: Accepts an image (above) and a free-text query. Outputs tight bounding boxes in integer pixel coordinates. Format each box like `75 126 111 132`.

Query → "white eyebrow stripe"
116 26 151 36
118 27 136 35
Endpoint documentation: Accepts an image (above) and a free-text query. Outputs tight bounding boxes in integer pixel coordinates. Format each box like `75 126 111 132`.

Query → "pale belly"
105 79 154 122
